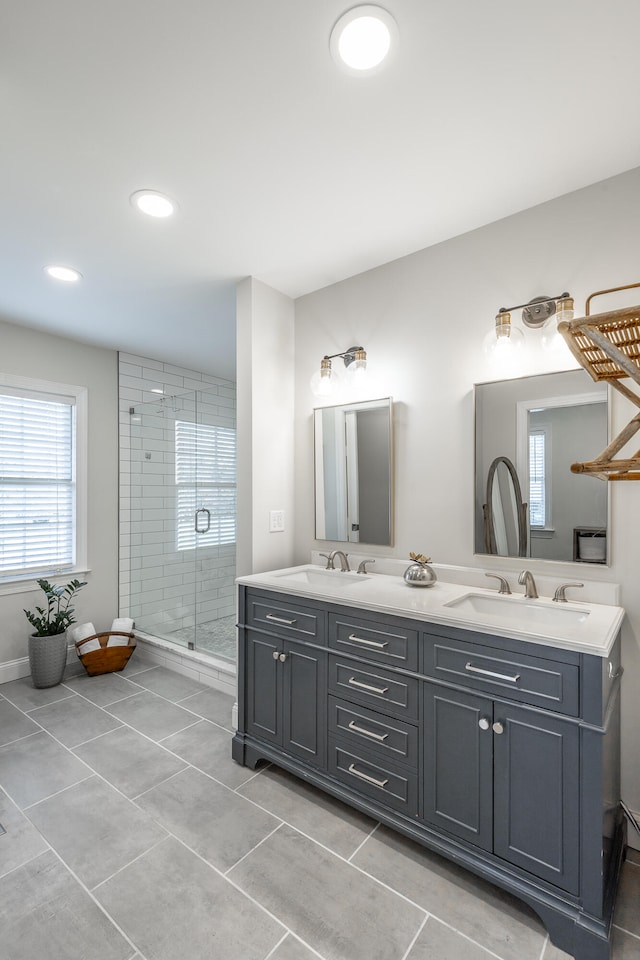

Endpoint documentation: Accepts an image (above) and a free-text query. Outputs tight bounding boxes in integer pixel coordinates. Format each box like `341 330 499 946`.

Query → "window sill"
0 569 92 598
530 528 555 540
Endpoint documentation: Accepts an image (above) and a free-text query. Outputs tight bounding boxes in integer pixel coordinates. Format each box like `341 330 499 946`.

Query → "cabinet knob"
478 717 490 730
278 652 288 662
272 651 280 660
492 721 505 735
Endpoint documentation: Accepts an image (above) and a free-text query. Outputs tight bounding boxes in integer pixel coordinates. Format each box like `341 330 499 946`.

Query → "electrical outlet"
269 509 285 532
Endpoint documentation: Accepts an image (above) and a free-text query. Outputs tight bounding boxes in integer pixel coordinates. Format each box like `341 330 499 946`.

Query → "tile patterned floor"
0 663 638 960
167 615 237 662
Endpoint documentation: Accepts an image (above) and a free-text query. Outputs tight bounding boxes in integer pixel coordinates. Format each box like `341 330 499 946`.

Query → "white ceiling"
2 1 640 382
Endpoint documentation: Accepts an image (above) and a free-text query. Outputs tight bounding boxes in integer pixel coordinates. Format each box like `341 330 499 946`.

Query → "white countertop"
237 564 625 657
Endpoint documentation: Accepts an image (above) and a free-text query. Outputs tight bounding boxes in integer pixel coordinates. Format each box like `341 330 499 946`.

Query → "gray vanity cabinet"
423 684 580 893
243 591 328 768
233 585 624 960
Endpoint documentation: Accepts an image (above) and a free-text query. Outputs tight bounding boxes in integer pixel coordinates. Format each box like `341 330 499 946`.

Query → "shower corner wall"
118 353 237 670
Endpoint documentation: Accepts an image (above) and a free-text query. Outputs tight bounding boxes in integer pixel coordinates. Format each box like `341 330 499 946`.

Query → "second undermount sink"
274 567 370 589
444 592 590 627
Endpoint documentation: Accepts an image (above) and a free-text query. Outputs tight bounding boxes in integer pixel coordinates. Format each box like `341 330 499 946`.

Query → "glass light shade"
542 297 575 357
483 312 524 360
310 358 340 399
555 296 575 324
346 348 367 375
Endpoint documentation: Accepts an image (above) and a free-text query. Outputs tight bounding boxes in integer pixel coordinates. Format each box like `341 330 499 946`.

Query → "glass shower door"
127 387 236 662
191 388 237 662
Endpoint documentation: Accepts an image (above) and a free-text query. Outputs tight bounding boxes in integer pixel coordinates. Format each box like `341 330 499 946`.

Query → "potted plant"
24 578 87 688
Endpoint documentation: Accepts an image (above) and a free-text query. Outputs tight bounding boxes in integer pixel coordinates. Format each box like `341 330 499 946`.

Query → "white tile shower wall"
118 353 237 643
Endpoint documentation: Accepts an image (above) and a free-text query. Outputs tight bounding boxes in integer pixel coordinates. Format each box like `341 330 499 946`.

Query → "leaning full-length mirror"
314 397 393 546
475 370 609 563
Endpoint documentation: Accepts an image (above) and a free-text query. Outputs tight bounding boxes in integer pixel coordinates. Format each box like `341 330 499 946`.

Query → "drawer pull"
347 763 389 789
347 720 389 742
465 662 520 683
348 677 389 695
347 633 389 649
265 614 297 625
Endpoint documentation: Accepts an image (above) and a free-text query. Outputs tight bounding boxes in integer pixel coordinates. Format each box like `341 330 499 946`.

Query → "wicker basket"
75 632 136 676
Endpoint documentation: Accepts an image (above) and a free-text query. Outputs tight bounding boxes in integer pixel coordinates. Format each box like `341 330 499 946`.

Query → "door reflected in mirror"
475 370 608 563
314 397 393 546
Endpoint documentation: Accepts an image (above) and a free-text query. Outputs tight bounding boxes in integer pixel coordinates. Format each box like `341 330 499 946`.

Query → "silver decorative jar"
403 558 437 587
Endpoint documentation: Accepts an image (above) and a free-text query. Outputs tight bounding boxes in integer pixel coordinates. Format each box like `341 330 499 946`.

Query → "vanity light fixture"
310 346 367 399
330 6 398 73
485 292 574 358
130 190 176 218
44 265 82 283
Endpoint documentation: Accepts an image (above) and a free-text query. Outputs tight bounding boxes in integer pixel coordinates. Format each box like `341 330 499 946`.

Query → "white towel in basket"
69 622 100 655
107 617 134 646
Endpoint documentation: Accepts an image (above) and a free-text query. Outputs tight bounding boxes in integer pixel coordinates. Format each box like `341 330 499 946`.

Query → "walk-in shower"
124 387 237 664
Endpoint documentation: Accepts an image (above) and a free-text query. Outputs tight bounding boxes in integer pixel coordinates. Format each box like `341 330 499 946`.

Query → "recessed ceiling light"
130 190 176 218
150 388 164 394
330 5 398 73
44 265 82 283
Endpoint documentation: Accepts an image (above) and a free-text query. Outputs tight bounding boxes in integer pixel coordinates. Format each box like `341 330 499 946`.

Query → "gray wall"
293 165 640 833
0 319 118 677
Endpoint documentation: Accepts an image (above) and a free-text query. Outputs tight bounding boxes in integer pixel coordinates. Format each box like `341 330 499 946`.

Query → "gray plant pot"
28 632 68 688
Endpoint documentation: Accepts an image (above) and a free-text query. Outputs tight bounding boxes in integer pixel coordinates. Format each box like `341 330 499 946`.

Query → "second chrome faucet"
518 570 538 599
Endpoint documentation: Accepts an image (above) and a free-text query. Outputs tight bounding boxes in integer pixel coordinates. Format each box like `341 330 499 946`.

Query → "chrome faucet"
518 570 538 599
319 550 350 571
328 549 350 572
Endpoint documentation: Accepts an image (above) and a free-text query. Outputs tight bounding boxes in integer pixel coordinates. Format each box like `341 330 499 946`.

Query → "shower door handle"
194 508 211 533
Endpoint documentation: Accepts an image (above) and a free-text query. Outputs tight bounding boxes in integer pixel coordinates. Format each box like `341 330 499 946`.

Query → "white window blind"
175 420 236 550
529 430 546 527
0 391 76 577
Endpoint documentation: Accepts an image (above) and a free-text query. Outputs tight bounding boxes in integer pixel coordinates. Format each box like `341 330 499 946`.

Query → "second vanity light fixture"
485 292 574 358
310 345 367 398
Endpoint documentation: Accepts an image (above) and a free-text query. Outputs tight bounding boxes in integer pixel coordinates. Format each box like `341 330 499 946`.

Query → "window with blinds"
529 429 547 527
0 388 76 578
175 420 236 550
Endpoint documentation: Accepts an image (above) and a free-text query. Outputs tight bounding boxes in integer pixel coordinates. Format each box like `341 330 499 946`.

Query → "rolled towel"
107 634 130 647
69 622 100 655
110 617 134 634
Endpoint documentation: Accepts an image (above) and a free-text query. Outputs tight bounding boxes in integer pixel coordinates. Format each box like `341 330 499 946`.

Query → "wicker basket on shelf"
75 632 136 676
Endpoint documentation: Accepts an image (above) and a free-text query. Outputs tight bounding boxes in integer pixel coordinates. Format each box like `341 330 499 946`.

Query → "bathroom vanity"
232 565 625 960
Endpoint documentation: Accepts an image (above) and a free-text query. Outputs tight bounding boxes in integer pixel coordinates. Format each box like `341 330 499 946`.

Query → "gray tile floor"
0 662 638 960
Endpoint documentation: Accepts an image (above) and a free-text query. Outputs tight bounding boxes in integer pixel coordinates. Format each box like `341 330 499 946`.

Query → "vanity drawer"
328 739 418 816
424 635 579 716
328 695 418 767
329 659 418 720
245 591 325 644
329 613 418 670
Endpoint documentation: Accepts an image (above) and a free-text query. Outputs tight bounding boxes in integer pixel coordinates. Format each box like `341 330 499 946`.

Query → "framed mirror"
314 397 393 546
475 370 609 563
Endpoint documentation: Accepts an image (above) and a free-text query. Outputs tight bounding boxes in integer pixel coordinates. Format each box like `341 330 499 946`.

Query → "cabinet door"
423 684 493 851
246 632 282 746
493 701 579 894
282 641 327 768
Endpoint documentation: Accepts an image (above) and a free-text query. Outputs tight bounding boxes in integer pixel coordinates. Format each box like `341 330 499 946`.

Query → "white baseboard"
0 657 31 684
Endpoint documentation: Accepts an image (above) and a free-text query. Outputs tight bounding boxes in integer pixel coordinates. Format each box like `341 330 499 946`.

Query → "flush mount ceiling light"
130 190 176 218
44 265 82 283
330 5 398 73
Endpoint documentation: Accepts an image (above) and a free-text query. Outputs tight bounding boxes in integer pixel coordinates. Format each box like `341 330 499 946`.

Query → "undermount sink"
274 567 370 588
444 592 590 627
